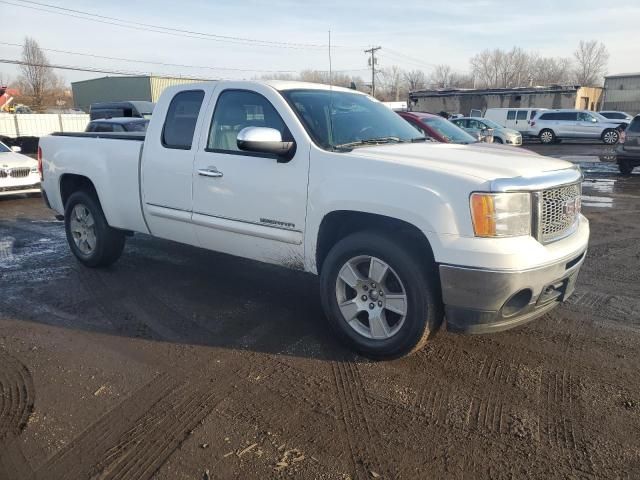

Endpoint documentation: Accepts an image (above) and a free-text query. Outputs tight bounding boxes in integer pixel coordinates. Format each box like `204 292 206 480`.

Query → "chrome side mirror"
237 127 295 161
10 145 22 153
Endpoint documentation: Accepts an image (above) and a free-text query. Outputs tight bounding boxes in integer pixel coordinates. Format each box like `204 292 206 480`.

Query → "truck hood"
0 151 37 168
349 142 573 182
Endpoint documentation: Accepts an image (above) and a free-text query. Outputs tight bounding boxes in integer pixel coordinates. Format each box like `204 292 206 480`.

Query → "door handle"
198 166 223 178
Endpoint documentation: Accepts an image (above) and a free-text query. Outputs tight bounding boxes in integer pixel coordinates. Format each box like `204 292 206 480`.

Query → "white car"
39 81 589 358
0 141 41 196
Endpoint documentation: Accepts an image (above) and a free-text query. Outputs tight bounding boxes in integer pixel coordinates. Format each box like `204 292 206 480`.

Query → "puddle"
581 195 613 208
581 178 616 208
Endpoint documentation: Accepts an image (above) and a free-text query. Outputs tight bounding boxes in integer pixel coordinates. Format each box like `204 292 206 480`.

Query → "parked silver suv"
530 109 622 145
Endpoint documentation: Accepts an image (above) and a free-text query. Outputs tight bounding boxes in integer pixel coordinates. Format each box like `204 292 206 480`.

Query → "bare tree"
379 65 405 101
529 56 572 85
470 49 501 88
429 64 454 88
18 37 56 110
404 70 426 92
573 40 609 86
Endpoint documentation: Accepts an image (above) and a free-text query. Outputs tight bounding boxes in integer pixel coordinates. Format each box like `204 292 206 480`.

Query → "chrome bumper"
440 249 586 334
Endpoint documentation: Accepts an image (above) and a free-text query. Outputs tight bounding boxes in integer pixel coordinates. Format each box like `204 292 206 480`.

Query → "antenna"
328 29 335 148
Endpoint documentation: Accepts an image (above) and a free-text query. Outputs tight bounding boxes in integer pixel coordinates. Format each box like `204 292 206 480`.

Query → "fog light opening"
502 289 533 317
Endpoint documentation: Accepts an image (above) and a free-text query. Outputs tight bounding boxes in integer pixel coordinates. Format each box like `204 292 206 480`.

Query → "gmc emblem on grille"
563 197 580 216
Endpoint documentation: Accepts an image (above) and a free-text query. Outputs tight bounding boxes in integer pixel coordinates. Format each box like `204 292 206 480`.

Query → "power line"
384 48 437 70
0 56 368 79
0 58 217 79
0 42 297 73
6 0 363 51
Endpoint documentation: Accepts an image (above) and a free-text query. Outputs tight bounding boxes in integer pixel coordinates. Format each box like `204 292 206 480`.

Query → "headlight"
470 192 531 237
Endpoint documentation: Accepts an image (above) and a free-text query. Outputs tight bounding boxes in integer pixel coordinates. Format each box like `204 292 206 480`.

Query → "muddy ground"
0 142 639 480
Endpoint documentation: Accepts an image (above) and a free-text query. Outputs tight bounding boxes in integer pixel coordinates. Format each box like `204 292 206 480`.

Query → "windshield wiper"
333 136 403 150
410 136 428 143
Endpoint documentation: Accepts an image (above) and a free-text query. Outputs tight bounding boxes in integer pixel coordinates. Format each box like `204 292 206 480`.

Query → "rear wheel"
64 190 125 267
539 129 555 144
602 129 620 145
320 231 442 359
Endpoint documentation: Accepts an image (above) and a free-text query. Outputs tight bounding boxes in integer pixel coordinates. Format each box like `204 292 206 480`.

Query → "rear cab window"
516 111 528 120
507 111 516 120
162 90 205 150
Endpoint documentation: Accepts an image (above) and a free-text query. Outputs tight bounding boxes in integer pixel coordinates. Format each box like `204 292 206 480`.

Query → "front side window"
0 141 10 153
281 89 423 150
208 90 289 152
627 118 640 133
162 90 205 150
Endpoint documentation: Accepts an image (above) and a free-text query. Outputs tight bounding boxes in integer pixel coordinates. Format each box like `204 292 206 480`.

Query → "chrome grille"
539 183 581 243
0 167 31 178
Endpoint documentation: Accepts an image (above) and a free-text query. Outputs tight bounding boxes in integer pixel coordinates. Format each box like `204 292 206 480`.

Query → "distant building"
602 73 640 115
408 85 603 117
71 75 211 112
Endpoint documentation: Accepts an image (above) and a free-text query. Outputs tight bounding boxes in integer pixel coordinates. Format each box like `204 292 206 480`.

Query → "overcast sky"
2 0 639 85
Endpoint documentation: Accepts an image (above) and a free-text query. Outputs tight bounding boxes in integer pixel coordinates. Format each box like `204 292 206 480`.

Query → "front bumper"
0 182 41 196
440 249 586 334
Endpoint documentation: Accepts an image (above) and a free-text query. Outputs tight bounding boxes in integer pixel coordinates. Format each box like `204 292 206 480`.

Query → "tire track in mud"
33 365 249 480
331 359 394 480
0 351 36 480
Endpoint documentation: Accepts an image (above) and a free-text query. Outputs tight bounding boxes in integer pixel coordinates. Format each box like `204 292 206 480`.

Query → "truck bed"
40 133 149 235
51 131 146 141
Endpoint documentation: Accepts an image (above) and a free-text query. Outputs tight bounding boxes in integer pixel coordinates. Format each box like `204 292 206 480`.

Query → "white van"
484 108 546 135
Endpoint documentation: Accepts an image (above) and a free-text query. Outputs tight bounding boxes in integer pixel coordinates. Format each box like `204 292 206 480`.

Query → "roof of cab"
163 80 365 96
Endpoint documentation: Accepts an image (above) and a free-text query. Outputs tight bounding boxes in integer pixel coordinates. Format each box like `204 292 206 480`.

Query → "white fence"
0 113 90 138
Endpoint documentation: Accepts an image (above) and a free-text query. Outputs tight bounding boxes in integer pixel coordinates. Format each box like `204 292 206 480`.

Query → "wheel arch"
315 210 437 276
59 173 99 209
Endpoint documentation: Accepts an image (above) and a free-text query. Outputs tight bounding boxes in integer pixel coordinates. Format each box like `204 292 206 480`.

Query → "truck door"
505 110 517 129
191 86 309 267
514 110 529 133
141 88 208 246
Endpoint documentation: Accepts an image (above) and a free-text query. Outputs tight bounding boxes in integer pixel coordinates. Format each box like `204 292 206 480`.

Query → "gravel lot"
1 143 639 479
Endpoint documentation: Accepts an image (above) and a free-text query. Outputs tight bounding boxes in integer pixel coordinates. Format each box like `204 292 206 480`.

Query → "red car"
397 111 477 144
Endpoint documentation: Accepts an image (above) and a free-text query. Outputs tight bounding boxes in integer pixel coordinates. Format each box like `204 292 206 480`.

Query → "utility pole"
364 46 381 97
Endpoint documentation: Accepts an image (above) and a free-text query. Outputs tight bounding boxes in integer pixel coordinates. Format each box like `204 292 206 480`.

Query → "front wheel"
320 231 443 359
64 190 125 267
602 129 620 145
493 137 503 144
619 161 634 175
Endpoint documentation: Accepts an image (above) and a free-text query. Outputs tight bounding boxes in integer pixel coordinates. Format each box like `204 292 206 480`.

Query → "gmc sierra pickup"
39 81 589 358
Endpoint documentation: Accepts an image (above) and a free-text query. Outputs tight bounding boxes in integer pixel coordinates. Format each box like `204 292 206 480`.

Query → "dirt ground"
1 143 639 480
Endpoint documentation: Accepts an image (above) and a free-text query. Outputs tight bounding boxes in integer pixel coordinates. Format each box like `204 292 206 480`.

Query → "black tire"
602 129 619 145
320 231 443 359
493 137 503 144
618 161 634 175
64 190 125 267
539 129 555 144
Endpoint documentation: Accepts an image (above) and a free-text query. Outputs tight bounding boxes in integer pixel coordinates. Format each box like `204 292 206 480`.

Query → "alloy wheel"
69 204 96 255
335 255 408 340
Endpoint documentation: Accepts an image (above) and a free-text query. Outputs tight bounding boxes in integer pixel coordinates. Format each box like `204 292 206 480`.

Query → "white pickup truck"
39 81 589 358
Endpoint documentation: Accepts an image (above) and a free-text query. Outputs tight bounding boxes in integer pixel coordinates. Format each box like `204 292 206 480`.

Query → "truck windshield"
281 89 424 150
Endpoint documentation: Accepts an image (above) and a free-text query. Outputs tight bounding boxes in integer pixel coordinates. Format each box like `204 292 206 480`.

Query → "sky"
2 0 639 85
